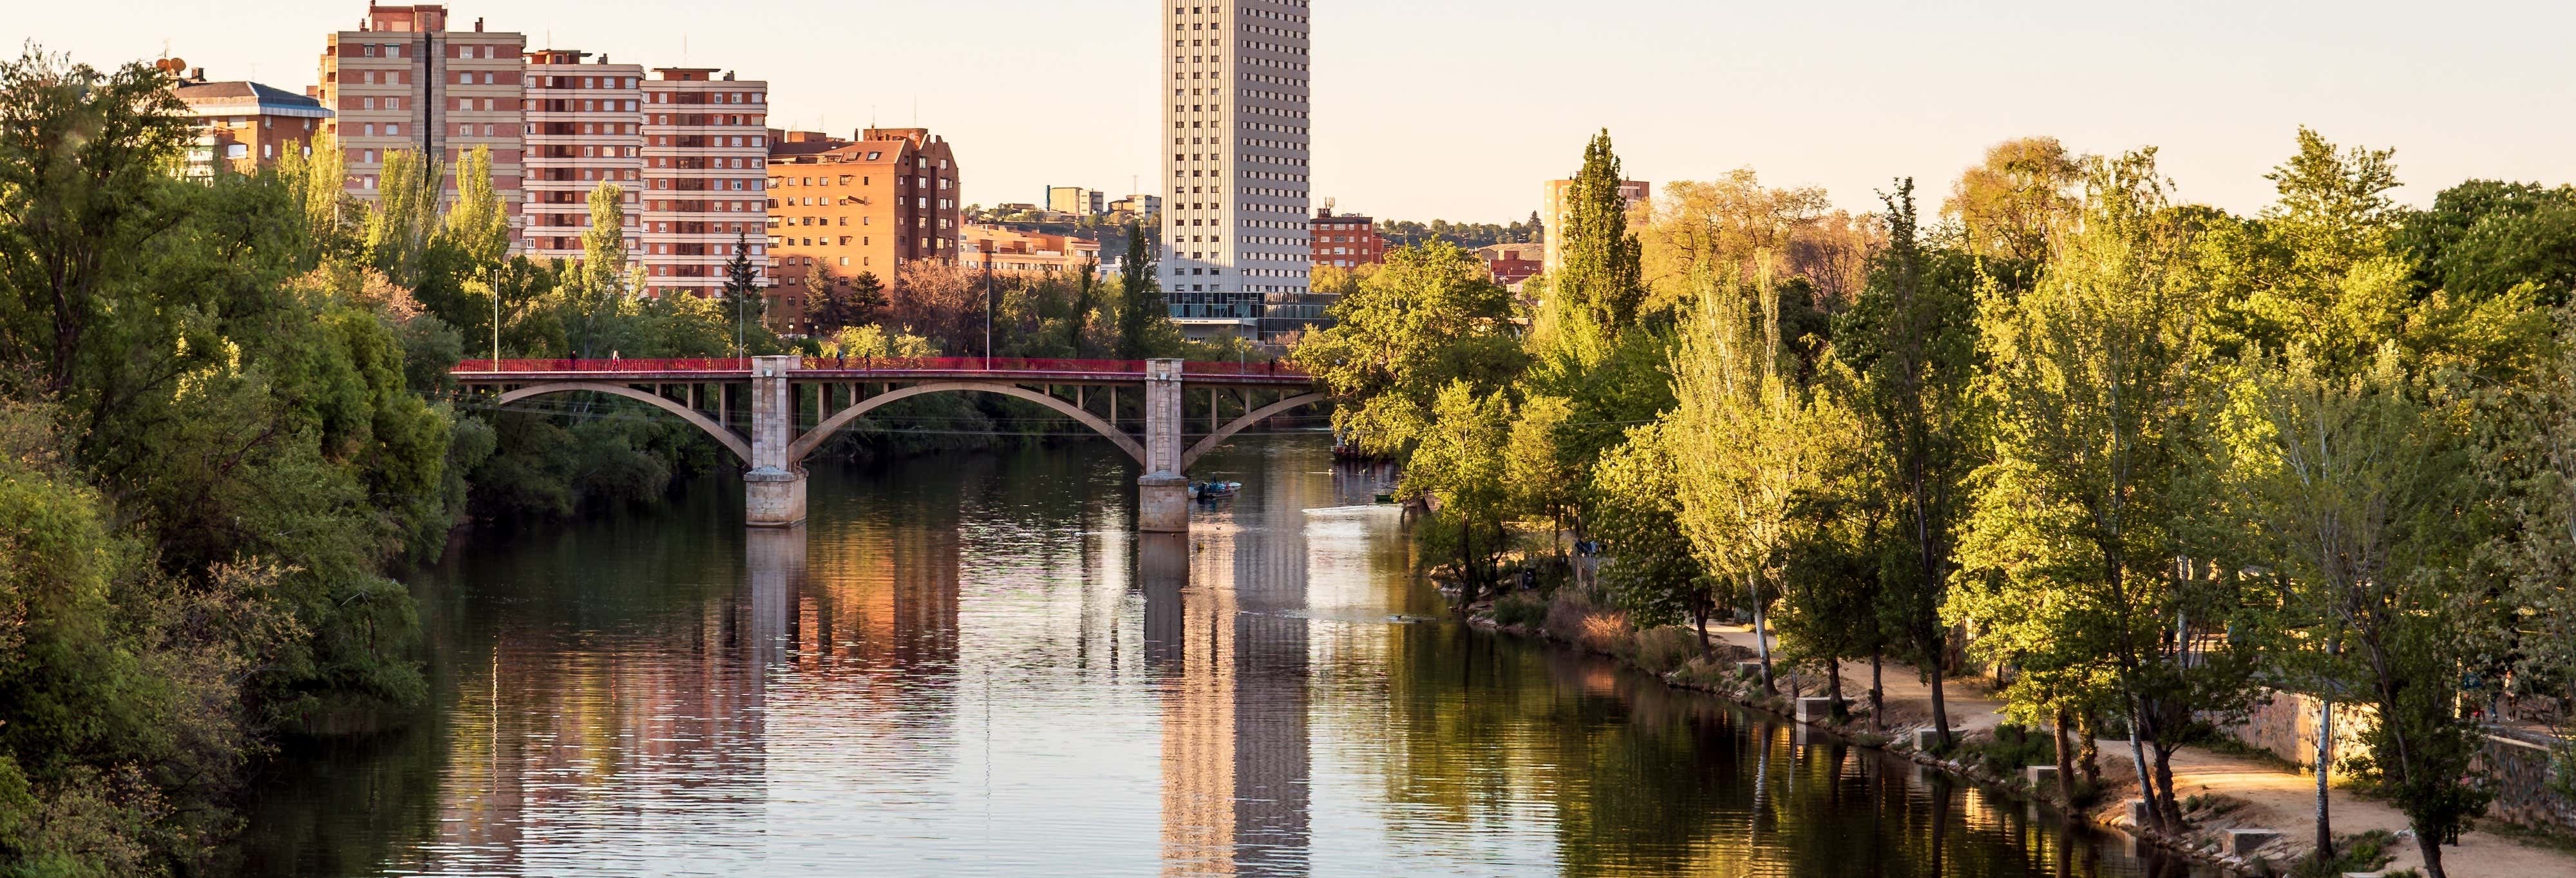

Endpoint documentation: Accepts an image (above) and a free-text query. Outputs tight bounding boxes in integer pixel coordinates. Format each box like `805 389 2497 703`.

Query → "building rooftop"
173 81 332 119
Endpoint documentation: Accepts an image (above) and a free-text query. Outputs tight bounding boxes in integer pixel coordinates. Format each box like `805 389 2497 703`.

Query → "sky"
10 0 2573 222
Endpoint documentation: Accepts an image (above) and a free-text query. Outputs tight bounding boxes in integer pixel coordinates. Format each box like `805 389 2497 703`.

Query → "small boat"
1373 492 1396 504
1191 481 1242 501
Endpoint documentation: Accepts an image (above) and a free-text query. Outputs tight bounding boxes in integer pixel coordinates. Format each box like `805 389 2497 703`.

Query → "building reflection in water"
1146 442 1325 877
422 524 795 874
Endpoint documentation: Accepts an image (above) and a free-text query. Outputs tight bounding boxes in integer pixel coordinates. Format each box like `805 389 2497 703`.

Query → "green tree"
440 144 511 272
2228 345 2485 866
363 148 442 285
1666 262 1832 695
1405 382 1515 607
1835 181 1984 747
1955 149 2262 833
1115 220 1171 359
1591 423 1716 632
1555 129 1645 330
723 231 764 352
1292 242 1525 457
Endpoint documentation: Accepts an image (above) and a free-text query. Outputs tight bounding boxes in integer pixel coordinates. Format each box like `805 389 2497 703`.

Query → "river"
217 435 2202 877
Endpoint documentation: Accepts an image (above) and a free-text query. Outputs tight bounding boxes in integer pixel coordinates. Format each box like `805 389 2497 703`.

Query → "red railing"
456 358 752 373
451 357 1311 379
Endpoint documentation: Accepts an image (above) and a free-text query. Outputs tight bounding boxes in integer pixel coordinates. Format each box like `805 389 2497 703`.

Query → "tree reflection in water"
214 437 2201 878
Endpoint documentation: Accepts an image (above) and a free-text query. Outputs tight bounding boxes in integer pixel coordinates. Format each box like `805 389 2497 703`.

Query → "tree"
1835 181 1983 747
1943 137 2084 265
1555 129 1645 330
1640 167 1835 313
1404 382 1515 608
1115 220 1168 359
1591 424 1717 633
2229 345 2483 866
363 148 442 285
1956 149 2263 834
1291 242 1524 457
723 231 762 352
441 144 511 271
1505 395 1583 563
1666 261 1835 696
2399 180 2576 307
1066 260 1099 356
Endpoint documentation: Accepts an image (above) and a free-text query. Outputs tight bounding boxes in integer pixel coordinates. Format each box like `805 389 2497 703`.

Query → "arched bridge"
453 356 1326 530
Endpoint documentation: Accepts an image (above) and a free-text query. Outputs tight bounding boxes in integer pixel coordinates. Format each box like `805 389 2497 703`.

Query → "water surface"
223 436 2198 877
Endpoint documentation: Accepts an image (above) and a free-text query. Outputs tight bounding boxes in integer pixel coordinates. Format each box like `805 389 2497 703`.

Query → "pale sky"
11 1 2573 222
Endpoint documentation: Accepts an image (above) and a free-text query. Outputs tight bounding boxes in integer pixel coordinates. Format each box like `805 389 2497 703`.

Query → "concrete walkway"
1704 624 2576 877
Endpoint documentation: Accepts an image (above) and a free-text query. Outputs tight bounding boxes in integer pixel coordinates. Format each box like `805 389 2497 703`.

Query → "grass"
2483 817 2576 855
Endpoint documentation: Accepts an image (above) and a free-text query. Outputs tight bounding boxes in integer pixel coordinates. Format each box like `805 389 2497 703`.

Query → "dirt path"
1707 624 2576 876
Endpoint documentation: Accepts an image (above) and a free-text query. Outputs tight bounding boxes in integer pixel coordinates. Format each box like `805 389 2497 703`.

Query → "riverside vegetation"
1295 128 2576 878
0 50 1242 876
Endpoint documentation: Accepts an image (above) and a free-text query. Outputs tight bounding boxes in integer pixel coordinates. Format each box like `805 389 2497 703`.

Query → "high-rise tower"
1161 1 1312 339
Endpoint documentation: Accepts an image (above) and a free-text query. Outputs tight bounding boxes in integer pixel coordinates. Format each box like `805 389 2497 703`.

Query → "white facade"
1161 0 1311 323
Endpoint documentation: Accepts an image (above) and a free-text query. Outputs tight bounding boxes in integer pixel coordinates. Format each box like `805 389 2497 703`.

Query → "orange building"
765 127 961 332
961 225 1101 277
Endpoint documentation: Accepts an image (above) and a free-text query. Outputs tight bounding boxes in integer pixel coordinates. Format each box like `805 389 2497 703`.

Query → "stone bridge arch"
493 383 752 464
789 381 1147 466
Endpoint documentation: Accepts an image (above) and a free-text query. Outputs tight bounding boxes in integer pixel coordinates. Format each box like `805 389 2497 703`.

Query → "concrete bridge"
452 356 1325 530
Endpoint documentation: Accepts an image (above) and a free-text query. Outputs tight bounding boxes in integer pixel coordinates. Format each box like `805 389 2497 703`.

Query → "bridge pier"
746 355 809 528
1139 358 1189 533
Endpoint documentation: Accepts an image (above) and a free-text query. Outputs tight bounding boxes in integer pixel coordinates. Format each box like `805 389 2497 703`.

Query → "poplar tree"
1555 129 1644 330
1115 220 1169 359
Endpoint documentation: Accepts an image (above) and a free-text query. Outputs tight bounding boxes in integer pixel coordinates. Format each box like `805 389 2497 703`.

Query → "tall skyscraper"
1161 1 1312 339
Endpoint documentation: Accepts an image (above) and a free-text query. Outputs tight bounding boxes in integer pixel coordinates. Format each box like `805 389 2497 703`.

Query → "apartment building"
316 4 525 209
172 74 331 180
520 50 643 265
639 68 770 299
1309 208 1383 269
764 127 961 329
1540 177 1651 273
961 225 1102 276
1164 0 1313 339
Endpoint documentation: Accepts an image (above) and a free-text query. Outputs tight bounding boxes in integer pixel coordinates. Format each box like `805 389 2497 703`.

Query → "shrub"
1634 626 1703 674
1491 592 1548 629
1963 723 2059 776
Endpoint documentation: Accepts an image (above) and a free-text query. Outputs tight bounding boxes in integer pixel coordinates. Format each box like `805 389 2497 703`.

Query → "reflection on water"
220 437 2200 878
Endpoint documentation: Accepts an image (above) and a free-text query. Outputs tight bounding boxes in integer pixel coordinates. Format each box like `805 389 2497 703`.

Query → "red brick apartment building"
1310 208 1385 269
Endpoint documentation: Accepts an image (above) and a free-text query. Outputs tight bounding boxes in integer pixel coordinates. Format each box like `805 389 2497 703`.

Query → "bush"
1634 626 1703 674
2291 830 2398 878
1491 592 1549 629
1963 723 2060 775
1540 589 1636 656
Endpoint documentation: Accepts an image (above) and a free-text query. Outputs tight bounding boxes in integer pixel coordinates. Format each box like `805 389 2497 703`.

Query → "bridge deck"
451 358 1314 388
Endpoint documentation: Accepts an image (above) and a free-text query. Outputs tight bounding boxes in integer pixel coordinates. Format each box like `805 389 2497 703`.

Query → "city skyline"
11 1 2575 224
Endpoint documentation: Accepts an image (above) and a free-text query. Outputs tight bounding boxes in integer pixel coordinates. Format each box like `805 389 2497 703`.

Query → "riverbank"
1466 589 2576 878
